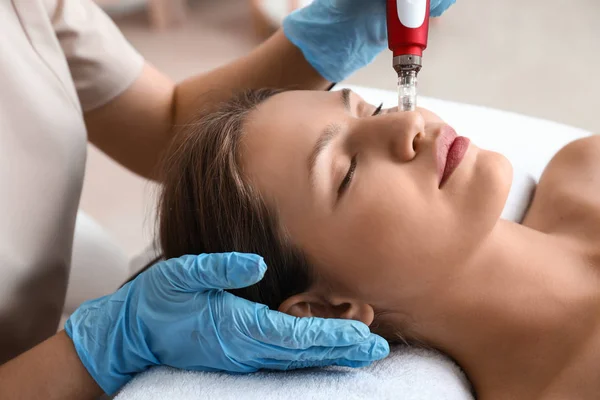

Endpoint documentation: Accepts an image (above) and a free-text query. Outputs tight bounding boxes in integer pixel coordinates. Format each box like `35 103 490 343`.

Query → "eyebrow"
340 88 351 112
307 90 351 185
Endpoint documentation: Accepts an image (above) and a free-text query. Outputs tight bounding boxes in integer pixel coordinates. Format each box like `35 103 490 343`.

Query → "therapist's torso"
0 0 143 362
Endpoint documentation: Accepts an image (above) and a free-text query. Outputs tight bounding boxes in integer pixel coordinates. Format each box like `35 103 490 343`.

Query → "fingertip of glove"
372 336 391 360
232 252 267 274
226 252 267 287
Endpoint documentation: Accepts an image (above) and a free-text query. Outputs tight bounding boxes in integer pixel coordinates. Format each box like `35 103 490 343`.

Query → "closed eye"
337 102 381 199
338 155 357 197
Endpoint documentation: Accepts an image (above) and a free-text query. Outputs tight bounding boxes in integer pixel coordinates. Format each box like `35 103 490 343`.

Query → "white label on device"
396 0 427 28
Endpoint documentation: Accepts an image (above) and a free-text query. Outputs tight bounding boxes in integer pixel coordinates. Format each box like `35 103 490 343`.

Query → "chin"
488 149 513 185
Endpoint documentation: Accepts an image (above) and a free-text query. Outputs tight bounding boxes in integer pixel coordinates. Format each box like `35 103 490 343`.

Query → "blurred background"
85 0 599 258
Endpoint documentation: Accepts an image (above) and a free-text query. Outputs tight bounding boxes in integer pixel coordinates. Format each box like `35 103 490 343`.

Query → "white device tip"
398 71 417 111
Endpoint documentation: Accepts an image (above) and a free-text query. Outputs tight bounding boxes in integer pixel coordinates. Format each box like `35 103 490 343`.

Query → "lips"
436 125 470 187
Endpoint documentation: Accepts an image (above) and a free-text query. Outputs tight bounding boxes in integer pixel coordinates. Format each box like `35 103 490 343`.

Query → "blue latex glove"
283 0 456 83
65 253 389 395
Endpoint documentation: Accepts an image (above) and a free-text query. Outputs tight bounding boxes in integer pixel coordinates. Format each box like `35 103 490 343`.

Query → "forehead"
240 90 344 202
247 90 343 137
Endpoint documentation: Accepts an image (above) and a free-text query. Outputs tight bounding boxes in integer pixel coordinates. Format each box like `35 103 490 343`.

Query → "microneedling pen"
386 0 431 111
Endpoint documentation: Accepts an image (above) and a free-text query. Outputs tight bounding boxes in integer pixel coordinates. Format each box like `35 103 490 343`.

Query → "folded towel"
115 346 473 400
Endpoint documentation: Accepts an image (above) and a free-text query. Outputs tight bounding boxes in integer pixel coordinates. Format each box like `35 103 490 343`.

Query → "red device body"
386 0 431 58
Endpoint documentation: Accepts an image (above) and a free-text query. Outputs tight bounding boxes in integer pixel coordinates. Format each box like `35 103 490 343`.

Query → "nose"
354 110 425 162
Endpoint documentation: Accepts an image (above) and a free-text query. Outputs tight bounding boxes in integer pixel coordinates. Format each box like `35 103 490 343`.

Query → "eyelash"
338 155 357 197
372 103 384 116
337 102 383 197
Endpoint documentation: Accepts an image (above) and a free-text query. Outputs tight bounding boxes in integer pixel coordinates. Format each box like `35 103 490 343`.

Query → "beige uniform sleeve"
51 0 145 112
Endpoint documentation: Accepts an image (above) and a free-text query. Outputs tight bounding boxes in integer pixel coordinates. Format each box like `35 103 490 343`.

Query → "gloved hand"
65 253 389 395
283 0 456 83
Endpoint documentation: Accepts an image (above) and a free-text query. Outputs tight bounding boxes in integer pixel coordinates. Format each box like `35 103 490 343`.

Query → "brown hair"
128 89 312 310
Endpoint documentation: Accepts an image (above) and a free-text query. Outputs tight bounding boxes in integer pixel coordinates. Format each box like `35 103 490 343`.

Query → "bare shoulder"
544 135 600 175
523 135 600 242
535 135 600 201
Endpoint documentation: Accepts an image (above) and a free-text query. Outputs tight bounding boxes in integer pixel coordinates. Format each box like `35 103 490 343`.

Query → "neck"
390 221 600 398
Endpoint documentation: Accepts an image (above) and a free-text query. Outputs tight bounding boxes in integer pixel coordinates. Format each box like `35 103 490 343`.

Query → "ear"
279 293 374 327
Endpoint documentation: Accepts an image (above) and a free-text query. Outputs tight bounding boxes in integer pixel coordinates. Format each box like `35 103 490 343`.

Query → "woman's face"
241 90 512 311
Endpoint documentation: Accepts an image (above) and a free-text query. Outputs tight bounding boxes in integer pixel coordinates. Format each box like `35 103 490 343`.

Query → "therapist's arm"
85 30 329 180
0 331 103 400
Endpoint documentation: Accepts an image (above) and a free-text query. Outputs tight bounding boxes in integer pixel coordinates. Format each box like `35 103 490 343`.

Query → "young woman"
136 88 600 399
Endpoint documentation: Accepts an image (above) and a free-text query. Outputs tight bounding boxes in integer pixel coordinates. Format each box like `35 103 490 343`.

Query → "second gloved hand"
283 0 456 83
65 253 389 395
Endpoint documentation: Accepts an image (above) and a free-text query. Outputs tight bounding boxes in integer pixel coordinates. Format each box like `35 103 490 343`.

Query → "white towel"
115 346 474 400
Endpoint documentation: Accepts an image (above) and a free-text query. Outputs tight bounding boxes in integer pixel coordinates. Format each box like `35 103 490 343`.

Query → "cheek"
309 177 448 297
